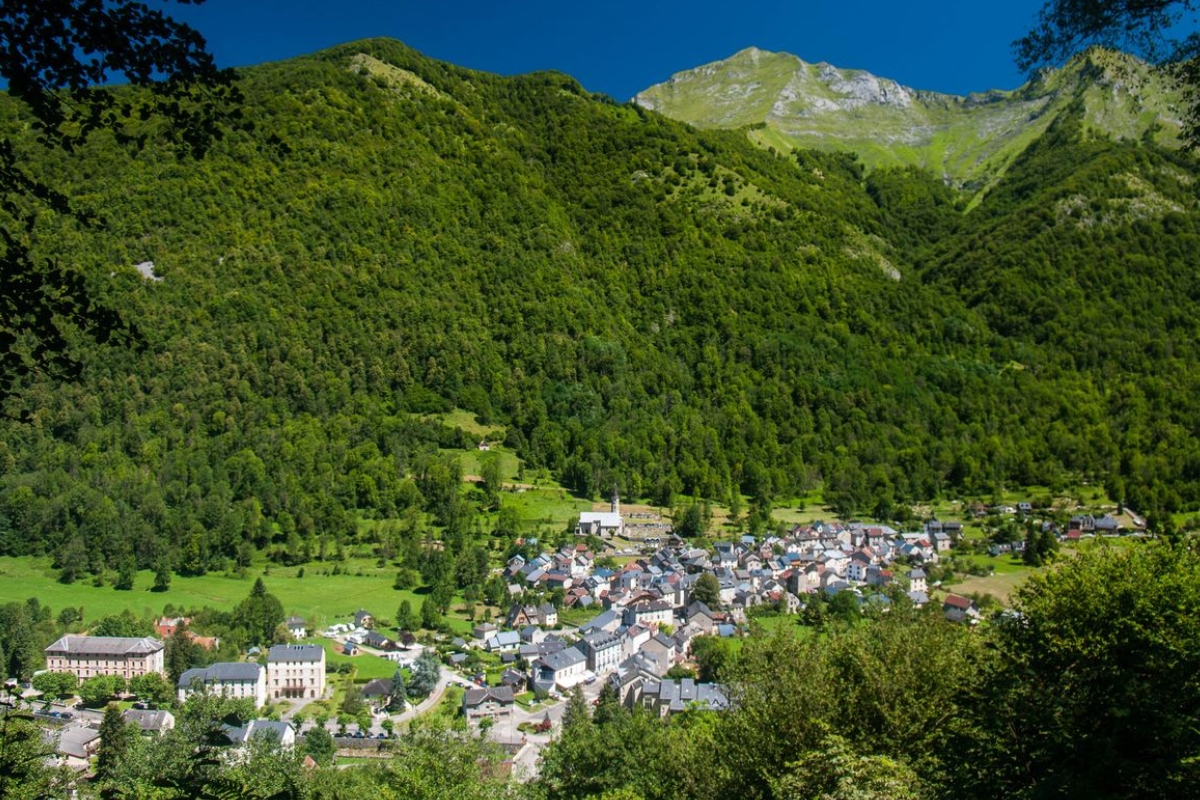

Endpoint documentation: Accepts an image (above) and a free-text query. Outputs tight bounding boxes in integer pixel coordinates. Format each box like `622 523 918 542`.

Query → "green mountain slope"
636 46 1184 194
0 38 1198 575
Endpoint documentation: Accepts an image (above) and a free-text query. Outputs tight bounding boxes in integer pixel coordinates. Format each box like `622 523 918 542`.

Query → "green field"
0 556 473 634
314 639 403 681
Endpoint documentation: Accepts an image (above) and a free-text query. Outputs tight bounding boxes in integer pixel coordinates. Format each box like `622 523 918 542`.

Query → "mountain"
636 46 1184 195
1 38 1199 576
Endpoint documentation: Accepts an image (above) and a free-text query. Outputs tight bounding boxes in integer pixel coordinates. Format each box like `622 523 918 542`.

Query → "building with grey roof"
578 630 622 674
266 644 326 700
44 635 165 681
636 678 728 717
123 708 176 734
462 686 515 726
178 662 266 707
222 719 296 748
535 647 587 690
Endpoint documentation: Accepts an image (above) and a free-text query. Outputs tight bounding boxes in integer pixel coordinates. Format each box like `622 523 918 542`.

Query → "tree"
1016 0 1200 146
420 599 441 631
388 667 407 712
79 674 125 706
232 578 284 647
164 623 203 685
963 542 1200 798
691 573 722 609
0 708 70 799
114 556 137 591
396 599 416 631
691 636 735 683
96 702 135 782
675 500 707 538
303 725 335 766
561 685 591 731
480 452 503 510
0 0 248 403
152 560 172 593
90 609 152 638
340 679 365 716
772 733 923 800
128 672 174 707
407 651 441 700
30 671 77 699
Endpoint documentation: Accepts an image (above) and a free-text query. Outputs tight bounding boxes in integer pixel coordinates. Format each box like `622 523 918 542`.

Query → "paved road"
500 680 603 781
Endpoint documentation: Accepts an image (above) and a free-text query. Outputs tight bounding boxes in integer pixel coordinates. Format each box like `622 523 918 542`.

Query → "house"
223 719 296 749
286 617 307 640
641 632 676 669
123 708 176 735
342 641 358 656
534 647 588 690
634 678 728 717
472 622 498 641
906 569 927 594
363 631 396 651
178 662 267 707
44 635 165 682
485 631 522 653
943 594 981 624
578 630 622 675
499 668 526 691
53 724 101 768
266 644 326 700
353 610 374 629
536 603 558 627
622 600 673 629
579 609 621 635
361 678 394 708
462 686 515 725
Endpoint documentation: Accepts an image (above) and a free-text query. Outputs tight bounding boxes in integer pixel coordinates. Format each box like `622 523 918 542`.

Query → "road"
499 679 604 781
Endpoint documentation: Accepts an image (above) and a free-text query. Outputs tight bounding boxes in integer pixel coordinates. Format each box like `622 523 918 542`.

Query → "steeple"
611 488 620 516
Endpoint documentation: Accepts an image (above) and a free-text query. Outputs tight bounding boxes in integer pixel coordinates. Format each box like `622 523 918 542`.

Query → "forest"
1 38 1200 583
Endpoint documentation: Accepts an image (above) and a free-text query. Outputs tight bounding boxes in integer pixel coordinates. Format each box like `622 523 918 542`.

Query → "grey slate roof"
54 725 100 759
123 708 175 731
538 647 585 672
179 662 263 689
46 635 163 656
462 686 515 709
267 644 324 663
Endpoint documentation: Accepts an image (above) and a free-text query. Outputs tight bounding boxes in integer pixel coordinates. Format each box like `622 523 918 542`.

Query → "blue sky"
173 0 1057 99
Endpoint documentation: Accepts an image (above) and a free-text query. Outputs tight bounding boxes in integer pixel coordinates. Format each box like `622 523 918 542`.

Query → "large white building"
265 644 326 700
44 636 165 681
177 662 267 707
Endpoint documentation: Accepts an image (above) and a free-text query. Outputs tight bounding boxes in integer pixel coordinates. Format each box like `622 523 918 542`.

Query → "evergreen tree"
151 560 172 593
396 600 416 631
387 668 407 712
96 703 135 782
562 685 591 731
407 651 440 700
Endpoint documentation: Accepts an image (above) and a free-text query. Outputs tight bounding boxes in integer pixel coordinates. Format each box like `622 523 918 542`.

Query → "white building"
44 636 165 681
266 644 326 700
178 662 267 707
577 492 625 537
578 630 622 675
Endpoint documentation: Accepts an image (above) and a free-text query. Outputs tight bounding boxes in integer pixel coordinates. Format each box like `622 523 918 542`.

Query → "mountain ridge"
635 46 1185 194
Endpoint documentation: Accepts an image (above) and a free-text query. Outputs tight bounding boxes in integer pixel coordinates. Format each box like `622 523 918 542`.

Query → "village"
14 486 1141 779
